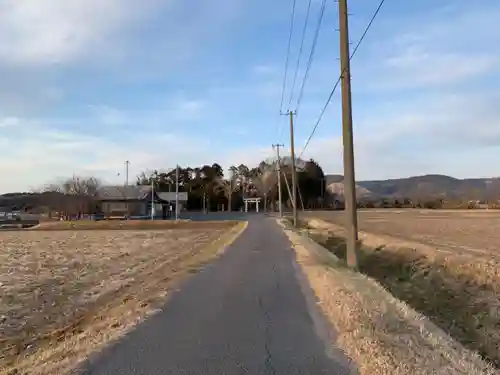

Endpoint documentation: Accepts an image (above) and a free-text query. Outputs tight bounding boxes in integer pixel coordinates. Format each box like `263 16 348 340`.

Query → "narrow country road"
78 216 354 375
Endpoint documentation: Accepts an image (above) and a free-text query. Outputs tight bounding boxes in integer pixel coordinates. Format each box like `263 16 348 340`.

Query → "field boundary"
278 218 341 266
199 220 249 257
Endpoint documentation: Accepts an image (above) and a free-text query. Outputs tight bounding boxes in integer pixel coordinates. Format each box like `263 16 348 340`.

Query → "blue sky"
0 0 499 193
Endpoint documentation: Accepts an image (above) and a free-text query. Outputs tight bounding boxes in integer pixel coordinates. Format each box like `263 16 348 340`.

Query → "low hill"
325 174 500 201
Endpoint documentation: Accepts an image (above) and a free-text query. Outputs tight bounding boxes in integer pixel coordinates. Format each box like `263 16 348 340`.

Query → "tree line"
0 157 331 217
3 157 496 217
134 157 329 211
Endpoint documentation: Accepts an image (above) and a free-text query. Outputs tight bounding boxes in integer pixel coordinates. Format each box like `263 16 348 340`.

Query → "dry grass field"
0 221 245 375
303 210 500 368
306 209 500 258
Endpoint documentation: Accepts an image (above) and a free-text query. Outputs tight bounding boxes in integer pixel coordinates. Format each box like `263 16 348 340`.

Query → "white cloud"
0 123 205 193
0 117 270 193
0 0 251 122
84 95 208 131
0 0 168 66
0 117 22 127
0 0 249 80
374 49 497 90
298 88 500 180
352 2 500 92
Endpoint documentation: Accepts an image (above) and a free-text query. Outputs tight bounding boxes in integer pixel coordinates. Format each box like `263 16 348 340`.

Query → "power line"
279 0 298 114
295 0 328 114
298 0 387 159
287 0 313 108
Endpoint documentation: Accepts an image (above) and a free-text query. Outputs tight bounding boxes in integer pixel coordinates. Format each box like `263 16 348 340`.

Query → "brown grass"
0 221 247 375
280 220 498 375
304 214 500 368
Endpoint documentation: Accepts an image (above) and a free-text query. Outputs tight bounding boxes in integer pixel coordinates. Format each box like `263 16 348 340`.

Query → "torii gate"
243 198 262 213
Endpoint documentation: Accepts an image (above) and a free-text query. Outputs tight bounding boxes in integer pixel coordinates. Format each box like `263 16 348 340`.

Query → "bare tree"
213 177 239 212
42 175 102 219
250 166 277 212
60 176 100 196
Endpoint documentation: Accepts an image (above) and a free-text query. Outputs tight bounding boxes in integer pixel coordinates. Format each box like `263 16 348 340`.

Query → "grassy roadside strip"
278 219 497 375
306 218 500 368
1 221 248 375
199 220 249 258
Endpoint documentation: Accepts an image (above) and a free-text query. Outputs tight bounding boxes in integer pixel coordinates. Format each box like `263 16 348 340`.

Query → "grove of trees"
134 157 329 212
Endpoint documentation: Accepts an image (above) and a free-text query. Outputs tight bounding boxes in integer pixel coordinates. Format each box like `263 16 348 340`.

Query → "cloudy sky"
0 0 499 193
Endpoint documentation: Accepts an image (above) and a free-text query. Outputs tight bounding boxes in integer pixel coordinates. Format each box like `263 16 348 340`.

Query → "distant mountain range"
325 174 500 201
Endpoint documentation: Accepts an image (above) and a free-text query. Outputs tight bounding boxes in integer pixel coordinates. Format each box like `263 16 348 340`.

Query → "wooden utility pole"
272 143 284 217
289 111 298 227
338 0 359 269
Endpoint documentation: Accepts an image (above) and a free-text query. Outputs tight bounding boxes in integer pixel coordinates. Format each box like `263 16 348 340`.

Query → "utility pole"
175 165 180 220
151 173 156 221
287 111 298 227
124 160 130 186
272 143 284 218
338 0 359 269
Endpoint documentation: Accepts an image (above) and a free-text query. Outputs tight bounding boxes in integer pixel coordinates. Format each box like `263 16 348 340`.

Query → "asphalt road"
78 216 354 375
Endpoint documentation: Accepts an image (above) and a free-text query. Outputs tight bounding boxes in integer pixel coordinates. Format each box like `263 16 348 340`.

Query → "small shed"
157 192 189 213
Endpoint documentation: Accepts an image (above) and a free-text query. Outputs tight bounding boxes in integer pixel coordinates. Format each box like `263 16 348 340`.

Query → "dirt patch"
28 220 238 231
0 221 246 375
304 218 500 368
280 221 497 375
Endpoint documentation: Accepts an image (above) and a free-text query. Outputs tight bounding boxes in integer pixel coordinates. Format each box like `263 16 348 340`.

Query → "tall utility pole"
272 143 284 218
124 160 130 186
288 111 298 227
338 0 359 269
175 165 180 220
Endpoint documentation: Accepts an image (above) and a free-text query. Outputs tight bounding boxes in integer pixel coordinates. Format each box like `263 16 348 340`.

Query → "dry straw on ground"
281 222 498 375
0 221 246 375
305 213 500 369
